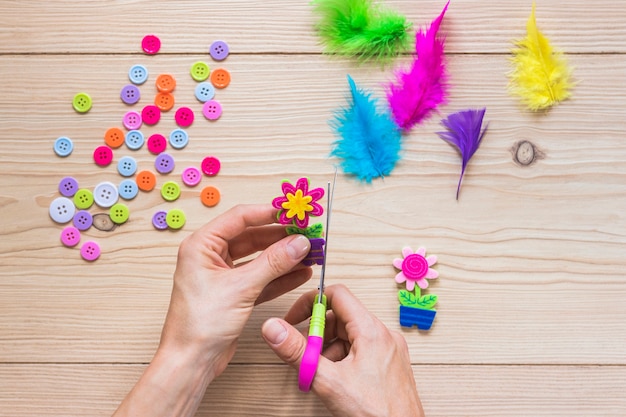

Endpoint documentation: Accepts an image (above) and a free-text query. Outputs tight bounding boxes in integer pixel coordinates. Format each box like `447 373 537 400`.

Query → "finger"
198 204 279 243
323 284 379 340
322 339 350 362
229 224 288 261
261 318 308 369
284 289 320 325
255 267 313 305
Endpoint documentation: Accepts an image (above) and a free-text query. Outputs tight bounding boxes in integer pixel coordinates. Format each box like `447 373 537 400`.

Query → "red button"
142 105 161 125
93 145 113 167
147 133 167 155
142 34 161 55
201 156 221 176
175 107 194 128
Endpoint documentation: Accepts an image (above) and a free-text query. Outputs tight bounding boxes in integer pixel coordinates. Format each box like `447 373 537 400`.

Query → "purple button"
73 210 93 231
120 84 141 105
209 40 229 61
58 176 79 197
80 241 101 261
60 226 81 247
155 152 175 174
152 210 168 230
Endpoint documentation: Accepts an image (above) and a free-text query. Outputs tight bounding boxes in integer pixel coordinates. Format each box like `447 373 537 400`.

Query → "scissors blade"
317 170 336 303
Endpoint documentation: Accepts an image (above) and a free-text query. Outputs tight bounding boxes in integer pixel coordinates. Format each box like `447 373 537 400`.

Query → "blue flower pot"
399 305 436 330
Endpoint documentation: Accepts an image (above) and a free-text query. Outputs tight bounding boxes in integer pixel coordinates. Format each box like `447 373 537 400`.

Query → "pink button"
142 34 161 55
147 133 167 155
202 100 222 121
93 145 114 167
80 241 101 261
142 105 161 126
175 107 194 128
201 156 221 176
123 111 142 130
181 166 202 187
60 226 81 247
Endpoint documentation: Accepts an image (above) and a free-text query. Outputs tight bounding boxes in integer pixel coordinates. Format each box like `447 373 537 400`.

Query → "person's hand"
261 284 425 417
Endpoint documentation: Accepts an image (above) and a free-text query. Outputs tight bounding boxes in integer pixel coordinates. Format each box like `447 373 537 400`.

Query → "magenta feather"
436 108 488 200
387 2 450 131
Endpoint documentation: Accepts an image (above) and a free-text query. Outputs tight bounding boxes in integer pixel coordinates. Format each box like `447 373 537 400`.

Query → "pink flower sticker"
271 177 324 228
393 246 438 291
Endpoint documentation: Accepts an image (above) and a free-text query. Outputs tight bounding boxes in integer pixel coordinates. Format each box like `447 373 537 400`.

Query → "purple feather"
436 108 488 199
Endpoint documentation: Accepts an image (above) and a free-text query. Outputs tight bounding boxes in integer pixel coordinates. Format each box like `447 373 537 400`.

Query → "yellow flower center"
282 189 313 221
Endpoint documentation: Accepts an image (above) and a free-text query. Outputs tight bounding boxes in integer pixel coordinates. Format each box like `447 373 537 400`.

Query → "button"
142 34 161 55
166 209 186 229
152 210 169 230
136 170 157 191
80 241 101 261
142 105 161 125
161 181 181 201
60 226 81 247
73 210 93 231
202 100 222 121
74 189 94 210
195 82 215 103
49 196 76 224
120 84 141 105
209 40 230 61
200 186 220 207
110 203 130 224
58 176 79 197
210 68 230 89
54 136 73 157
154 92 175 111
190 61 210 81
181 167 201 187
169 129 189 150
129 64 148 85
73 92 92 113
118 179 139 200
104 127 125 148
117 155 138 177
93 145 114 167
92 213 117 231
155 152 175 174
125 130 145 150
123 111 142 130
174 107 194 128
93 181 119 208
201 156 221 176
147 133 167 155
156 74 176 93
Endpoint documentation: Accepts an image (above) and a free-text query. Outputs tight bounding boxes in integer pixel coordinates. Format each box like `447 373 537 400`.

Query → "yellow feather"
509 3 573 111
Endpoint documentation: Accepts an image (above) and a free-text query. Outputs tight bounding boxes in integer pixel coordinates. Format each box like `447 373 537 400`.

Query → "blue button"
54 136 74 157
118 179 139 200
129 64 148 85
169 129 189 150
194 82 215 103
117 156 138 177
125 130 145 150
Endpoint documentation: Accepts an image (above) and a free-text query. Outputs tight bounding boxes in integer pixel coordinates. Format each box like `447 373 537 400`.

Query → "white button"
93 181 119 208
49 197 76 224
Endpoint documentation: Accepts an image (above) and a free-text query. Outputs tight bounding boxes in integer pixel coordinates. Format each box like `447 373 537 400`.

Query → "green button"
73 92 92 113
109 203 130 224
166 209 186 230
190 61 210 82
161 181 181 201
74 189 94 210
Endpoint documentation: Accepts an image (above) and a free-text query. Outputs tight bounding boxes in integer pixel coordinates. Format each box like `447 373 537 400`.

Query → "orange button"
104 127 125 148
156 74 176 93
154 92 175 111
210 68 230 89
136 170 157 191
200 186 220 207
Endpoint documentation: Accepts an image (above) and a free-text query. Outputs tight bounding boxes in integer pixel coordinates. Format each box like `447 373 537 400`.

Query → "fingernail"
286 235 311 260
263 319 287 345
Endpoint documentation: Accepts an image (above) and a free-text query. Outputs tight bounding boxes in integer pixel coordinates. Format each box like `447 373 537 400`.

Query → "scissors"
298 172 336 392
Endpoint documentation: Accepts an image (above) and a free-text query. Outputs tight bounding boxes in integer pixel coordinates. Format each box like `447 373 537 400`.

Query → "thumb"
261 318 307 369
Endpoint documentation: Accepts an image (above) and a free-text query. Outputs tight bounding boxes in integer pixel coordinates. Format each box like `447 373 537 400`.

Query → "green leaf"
305 223 324 238
398 290 417 306
416 294 438 310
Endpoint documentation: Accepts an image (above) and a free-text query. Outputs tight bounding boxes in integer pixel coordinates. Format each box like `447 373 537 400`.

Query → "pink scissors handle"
298 335 323 392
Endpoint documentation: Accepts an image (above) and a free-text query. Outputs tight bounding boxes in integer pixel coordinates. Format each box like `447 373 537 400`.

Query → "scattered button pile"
49 35 231 261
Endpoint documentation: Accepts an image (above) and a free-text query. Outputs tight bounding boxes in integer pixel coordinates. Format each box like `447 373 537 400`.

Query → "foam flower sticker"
272 177 325 229
393 246 438 290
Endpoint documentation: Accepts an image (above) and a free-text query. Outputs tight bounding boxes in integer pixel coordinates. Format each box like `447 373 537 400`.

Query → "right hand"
261 284 425 417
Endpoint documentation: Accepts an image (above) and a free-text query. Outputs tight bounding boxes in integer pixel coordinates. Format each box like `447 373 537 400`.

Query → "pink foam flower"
393 246 438 290
271 177 324 228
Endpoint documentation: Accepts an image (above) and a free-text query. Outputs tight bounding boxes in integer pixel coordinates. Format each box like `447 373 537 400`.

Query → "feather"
387 1 449 131
311 0 412 63
436 108 488 200
508 2 573 111
330 75 402 183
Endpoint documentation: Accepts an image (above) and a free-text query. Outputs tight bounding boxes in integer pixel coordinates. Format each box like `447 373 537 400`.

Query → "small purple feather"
436 108 488 199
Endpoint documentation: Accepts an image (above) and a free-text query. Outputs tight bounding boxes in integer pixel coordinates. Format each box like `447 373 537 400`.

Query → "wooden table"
1 1 625 416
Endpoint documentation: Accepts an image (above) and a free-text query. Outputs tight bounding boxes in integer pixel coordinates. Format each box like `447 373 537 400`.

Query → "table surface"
1 1 625 416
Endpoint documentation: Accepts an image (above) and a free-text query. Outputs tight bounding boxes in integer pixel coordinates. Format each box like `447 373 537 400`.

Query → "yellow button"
161 181 181 201
73 92 92 113
74 189 94 210
166 209 186 229
109 203 130 224
190 61 210 82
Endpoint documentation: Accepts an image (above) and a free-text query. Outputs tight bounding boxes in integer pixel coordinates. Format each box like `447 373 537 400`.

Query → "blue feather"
330 75 402 183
